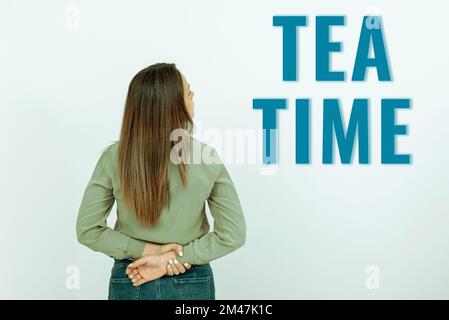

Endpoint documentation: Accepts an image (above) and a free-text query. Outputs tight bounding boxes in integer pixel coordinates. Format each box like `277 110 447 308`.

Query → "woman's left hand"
126 252 174 286
126 251 191 286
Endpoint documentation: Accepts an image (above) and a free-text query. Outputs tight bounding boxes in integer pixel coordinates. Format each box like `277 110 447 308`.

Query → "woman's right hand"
142 242 191 275
159 243 192 275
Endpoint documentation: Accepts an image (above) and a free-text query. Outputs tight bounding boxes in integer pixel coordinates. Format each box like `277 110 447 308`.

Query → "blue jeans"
108 258 215 300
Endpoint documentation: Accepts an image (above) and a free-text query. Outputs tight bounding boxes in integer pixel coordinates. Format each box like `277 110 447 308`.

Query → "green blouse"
76 137 246 265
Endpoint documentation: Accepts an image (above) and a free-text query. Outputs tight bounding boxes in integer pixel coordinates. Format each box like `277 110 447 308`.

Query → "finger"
173 243 184 257
133 278 146 286
133 274 142 282
174 244 183 257
169 259 180 275
173 259 186 273
166 264 174 276
126 268 136 279
184 262 192 270
128 257 148 269
131 269 139 278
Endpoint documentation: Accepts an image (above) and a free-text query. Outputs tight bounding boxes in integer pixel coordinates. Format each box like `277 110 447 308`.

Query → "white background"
1 0 448 299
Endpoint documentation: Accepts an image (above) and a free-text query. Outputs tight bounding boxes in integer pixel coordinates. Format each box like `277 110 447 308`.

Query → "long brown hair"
118 63 193 228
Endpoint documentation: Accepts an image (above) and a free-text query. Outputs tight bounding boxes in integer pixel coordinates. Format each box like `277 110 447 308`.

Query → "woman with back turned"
76 63 246 300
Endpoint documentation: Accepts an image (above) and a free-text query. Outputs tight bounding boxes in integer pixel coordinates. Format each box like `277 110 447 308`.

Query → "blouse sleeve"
177 157 246 265
76 147 146 260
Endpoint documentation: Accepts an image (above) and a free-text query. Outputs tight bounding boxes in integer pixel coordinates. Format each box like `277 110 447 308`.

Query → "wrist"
161 251 177 262
142 242 162 256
